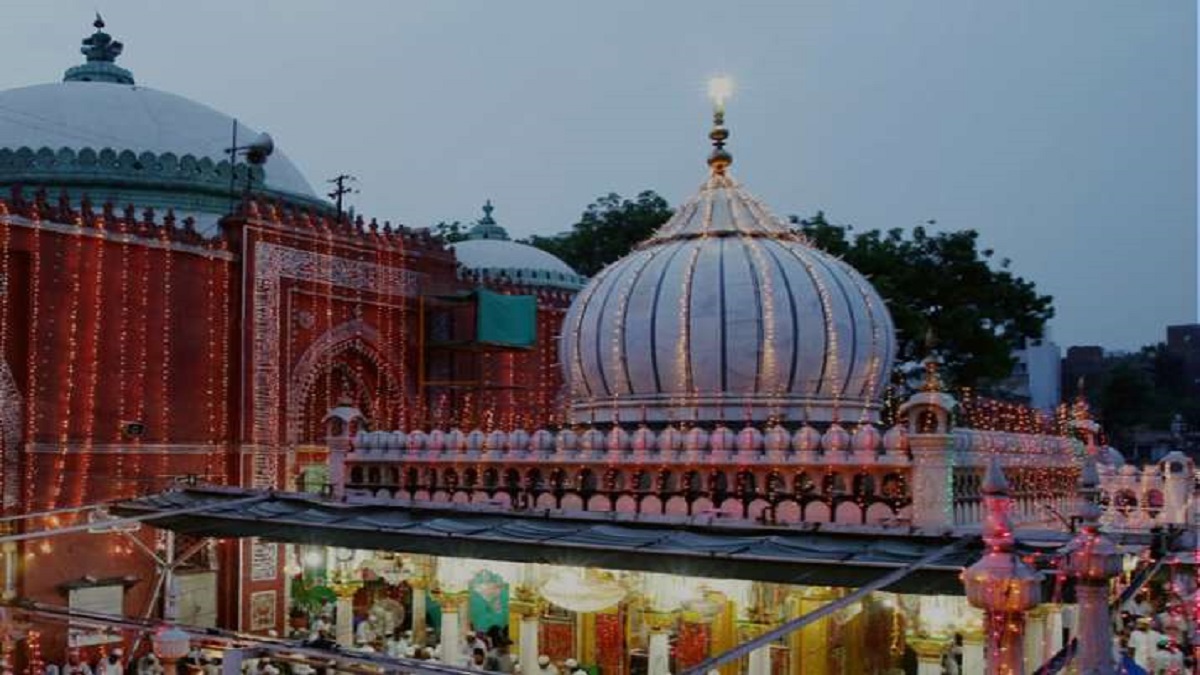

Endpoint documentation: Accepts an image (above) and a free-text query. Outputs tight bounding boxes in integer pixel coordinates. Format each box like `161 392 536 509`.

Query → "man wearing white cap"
536 655 558 675
97 649 124 675
61 649 93 675
563 659 578 673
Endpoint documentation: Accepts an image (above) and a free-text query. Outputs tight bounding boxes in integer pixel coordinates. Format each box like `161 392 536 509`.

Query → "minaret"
963 456 1044 675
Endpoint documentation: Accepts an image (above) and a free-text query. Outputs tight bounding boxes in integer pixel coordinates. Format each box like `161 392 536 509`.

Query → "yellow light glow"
707 75 735 109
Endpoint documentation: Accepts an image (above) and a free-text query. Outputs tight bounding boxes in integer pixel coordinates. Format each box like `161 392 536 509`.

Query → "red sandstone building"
0 19 581 654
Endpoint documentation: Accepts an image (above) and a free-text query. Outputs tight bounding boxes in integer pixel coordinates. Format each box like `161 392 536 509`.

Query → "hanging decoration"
539 568 626 614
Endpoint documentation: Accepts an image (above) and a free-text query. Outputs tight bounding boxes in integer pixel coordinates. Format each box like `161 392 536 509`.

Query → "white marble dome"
0 17 324 233
0 81 317 199
561 168 896 425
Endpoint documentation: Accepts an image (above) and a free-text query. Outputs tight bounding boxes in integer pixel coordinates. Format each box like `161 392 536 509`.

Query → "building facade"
0 19 579 654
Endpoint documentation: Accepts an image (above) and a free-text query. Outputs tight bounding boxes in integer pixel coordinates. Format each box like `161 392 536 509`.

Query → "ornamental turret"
963 457 1044 675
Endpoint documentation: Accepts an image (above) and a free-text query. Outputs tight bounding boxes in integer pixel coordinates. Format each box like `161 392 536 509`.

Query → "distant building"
1166 323 1200 397
1000 339 1062 410
1062 345 1106 400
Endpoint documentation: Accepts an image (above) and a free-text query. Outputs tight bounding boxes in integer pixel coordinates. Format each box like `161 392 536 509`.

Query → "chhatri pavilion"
112 83 1197 675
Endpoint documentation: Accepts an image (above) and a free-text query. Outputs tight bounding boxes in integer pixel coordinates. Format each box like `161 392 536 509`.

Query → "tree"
523 191 673 276
792 212 1055 389
432 220 469 243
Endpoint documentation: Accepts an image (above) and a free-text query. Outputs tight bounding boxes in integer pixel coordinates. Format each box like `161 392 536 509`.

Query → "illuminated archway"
286 320 405 443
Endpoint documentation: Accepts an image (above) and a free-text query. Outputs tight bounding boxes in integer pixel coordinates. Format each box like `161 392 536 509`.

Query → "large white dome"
561 171 896 425
0 81 316 199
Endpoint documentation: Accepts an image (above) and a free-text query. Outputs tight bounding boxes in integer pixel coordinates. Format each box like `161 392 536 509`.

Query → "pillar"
510 586 542 675
519 616 540 675
1074 583 1115 675
788 587 837 675
1023 605 1047 673
739 621 772 675
908 636 949 675
0 542 15 600
644 611 673 675
747 646 771 675
335 594 354 647
907 434 956 530
410 579 428 645
439 592 467 666
960 628 985 675
1043 605 1063 658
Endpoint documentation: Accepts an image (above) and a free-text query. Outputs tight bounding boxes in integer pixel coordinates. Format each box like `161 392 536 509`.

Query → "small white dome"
451 201 585 290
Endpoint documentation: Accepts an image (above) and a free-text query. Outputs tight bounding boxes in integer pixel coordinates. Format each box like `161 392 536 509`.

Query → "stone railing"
948 430 1080 528
337 423 916 527
327 420 1084 532
1096 452 1196 530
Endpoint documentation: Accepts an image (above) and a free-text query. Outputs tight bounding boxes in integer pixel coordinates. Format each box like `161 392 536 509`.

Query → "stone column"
511 587 542 675
0 542 15 600
335 594 354 647
907 433 956 530
439 591 467 666
960 628 985 675
1043 605 1063 659
1023 606 1047 673
788 587 837 675
908 636 950 675
644 611 673 675
410 579 428 645
742 623 772 675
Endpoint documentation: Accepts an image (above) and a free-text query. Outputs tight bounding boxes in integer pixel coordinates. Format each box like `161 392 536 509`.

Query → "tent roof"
115 488 1073 595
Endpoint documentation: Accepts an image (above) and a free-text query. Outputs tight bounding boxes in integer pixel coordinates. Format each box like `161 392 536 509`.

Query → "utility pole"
327 174 358 223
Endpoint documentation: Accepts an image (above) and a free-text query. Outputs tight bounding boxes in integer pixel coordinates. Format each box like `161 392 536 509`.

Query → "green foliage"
523 191 673 276
1094 344 1200 446
289 576 336 616
433 220 469 243
791 212 1054 389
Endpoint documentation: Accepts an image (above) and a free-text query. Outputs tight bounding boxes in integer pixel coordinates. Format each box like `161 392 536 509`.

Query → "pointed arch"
286 320 405 443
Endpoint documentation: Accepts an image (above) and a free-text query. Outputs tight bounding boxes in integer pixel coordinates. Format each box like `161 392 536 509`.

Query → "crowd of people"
1114 588 1195 674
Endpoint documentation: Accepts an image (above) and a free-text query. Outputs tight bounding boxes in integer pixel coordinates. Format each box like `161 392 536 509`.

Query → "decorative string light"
77 207 107 506
49 211 86 509
113 218 131 496
23 208 42 512
155 220 174 490
0 207 10 511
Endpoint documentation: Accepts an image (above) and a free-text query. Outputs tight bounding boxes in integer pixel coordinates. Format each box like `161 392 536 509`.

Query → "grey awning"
114 488 1070 595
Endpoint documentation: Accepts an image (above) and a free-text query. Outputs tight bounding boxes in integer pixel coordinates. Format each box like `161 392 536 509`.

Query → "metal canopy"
114 487 1063 595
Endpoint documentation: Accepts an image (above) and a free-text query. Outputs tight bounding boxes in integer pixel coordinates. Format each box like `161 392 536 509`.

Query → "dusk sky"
5 1 1196 350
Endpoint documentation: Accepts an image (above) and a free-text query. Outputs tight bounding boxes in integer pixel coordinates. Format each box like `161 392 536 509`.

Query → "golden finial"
706 76 734 175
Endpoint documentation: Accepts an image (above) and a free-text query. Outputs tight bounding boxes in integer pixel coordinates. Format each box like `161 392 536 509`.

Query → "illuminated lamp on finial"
706 75 735 175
